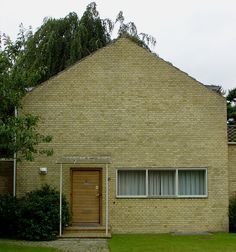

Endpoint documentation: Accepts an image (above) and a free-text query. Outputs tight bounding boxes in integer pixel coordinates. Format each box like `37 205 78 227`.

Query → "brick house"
8 38 236 236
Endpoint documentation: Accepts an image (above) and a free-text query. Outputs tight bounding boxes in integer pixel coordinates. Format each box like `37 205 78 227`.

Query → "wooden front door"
71 169 101 225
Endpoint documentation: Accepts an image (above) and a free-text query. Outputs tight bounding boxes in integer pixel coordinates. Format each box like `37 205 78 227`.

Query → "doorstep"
60 225 111 238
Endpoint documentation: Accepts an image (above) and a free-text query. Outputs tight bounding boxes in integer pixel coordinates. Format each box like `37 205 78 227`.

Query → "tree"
114 11 156 50
19 2 156 86
21 3 112 86
0 31 52 161
227 88 236 124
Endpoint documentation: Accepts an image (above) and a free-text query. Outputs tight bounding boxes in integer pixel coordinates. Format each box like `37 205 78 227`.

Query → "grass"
108 233 236 252
0 240 61 252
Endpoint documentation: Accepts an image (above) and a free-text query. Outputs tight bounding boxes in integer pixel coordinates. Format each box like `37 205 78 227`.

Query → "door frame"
70 168 103 225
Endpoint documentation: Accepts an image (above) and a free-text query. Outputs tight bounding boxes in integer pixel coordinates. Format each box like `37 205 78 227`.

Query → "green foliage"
22 2 111 85
114 11 156 50
0 29 53 160
7 2 156 87
229 195 236 232
227 88 236 124
17 185 70 241
0 114 53 160
227 89 236 103
0 195 19 237
0 31 27 116
0 185 70 241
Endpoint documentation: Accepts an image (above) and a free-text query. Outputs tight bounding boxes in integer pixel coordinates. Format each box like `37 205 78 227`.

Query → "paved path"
3 238 109 252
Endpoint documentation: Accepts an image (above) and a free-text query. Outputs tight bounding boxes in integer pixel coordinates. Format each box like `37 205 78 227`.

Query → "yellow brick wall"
17 38 229 233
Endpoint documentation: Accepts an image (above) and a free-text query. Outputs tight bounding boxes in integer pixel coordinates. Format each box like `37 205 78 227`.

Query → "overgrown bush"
229 195 236 232
0 185 70 240
0 194 18 237
17 185 70 240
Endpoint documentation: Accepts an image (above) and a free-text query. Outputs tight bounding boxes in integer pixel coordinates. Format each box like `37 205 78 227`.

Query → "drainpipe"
13 107 18 197
59 163 63 237
105 164 109 236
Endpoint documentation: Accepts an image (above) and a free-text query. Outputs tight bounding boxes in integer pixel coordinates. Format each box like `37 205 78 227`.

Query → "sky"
1 0 236 91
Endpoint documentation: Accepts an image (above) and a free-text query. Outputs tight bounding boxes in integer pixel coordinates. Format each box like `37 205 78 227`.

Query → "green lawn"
108 233 236 252
0 240 61 252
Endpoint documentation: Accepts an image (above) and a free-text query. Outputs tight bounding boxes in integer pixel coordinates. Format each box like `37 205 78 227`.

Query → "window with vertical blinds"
148 170 175 196
117 169 207 198
117 170 146 196
178 170 206 196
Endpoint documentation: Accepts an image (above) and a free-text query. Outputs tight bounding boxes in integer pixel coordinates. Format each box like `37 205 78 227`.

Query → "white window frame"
177 168 208 198
116 169 147 198
116 168 208 199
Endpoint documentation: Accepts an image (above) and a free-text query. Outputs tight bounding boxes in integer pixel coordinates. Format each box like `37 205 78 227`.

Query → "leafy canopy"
19 3 156 86
22 3 112 85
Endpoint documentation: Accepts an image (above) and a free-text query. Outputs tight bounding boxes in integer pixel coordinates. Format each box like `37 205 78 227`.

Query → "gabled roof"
25 38 224 101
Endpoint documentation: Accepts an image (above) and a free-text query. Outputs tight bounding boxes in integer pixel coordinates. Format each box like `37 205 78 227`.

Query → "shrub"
0 194 18 237
17 185 70 240
229 195 236 232
0 185 70 241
